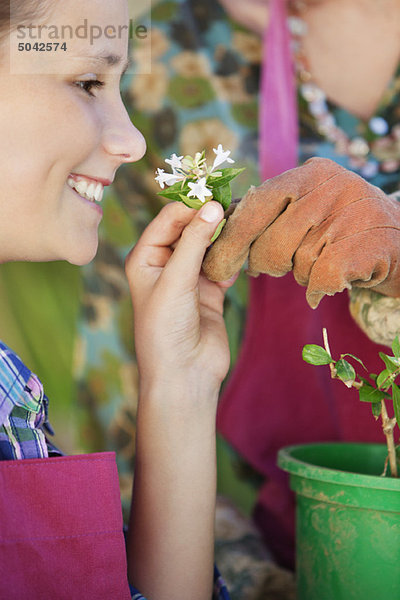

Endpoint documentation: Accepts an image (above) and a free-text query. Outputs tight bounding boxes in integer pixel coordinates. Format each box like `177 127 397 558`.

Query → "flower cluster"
155 145 244 211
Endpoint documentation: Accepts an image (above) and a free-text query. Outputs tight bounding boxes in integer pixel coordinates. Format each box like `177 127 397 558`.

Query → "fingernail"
199 202 221 223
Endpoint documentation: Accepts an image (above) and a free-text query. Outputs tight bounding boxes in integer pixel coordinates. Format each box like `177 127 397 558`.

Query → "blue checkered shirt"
0 340 62 460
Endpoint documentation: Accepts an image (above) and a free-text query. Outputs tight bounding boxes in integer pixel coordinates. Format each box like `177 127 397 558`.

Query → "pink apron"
0 452 131 599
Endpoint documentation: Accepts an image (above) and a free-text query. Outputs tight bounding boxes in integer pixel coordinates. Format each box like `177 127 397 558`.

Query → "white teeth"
94 183 103 202
75 181 89 196
67 177 104 202
85 183 96 200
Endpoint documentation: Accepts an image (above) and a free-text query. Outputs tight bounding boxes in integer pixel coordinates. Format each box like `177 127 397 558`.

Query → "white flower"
155 168 183 189
187 177 213 203
212 144 235 170
165 153 184 172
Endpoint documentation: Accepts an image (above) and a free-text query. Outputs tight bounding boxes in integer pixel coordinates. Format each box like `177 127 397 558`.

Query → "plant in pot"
278 328 400 600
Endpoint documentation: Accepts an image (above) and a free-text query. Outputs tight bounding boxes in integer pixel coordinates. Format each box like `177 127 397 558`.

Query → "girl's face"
0 0 146 265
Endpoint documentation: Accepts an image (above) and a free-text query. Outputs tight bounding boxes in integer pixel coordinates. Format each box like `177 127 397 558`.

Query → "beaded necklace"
287 8 400 178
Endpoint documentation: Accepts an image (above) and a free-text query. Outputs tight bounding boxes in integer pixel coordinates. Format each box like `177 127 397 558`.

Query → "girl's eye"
74 79 105 97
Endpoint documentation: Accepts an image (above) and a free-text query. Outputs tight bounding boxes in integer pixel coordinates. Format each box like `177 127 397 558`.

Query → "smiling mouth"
67 175 104 203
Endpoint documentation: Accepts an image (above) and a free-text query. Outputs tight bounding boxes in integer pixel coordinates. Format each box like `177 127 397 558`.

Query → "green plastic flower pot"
278 443 400 600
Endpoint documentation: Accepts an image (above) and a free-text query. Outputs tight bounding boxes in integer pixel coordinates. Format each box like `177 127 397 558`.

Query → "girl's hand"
126 201 238 598
125 201 238 397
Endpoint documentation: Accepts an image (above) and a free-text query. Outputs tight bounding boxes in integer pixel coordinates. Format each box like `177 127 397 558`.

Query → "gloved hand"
202 158 400 308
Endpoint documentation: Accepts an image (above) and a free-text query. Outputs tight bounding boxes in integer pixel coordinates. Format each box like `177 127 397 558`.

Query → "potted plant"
278 328 400 600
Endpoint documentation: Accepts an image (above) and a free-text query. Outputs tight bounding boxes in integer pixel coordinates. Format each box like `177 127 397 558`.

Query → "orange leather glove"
203 158 400 308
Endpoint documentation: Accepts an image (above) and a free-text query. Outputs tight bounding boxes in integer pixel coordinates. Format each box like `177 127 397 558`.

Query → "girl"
0 1 236 598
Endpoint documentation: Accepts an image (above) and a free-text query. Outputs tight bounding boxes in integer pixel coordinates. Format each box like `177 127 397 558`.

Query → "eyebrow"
82 52 131 76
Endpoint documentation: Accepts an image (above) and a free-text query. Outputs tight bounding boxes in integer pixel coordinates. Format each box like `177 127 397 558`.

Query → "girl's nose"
103 98 146 164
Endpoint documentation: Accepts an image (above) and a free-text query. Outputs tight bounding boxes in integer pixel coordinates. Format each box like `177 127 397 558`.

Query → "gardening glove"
202 157 400 308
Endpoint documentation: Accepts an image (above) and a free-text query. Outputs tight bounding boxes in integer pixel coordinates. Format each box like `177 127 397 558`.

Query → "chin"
64 241 99 266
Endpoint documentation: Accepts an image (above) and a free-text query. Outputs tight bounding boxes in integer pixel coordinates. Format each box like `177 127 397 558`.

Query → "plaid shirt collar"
0 341 43 426
0 340 61 460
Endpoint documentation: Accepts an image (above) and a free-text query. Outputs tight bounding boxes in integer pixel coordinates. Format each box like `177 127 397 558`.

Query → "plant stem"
322 328 331 356
323 328 337 379
380 400 398 477
321 328 399 477
322 327 362 388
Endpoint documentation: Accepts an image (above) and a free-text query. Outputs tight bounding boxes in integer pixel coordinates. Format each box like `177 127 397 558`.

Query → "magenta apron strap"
0 452 131 600
259 0 298 179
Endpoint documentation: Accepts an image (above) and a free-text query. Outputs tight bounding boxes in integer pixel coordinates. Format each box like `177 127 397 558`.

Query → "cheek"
57 90 102 162
0 100 101 232
4 84 100 171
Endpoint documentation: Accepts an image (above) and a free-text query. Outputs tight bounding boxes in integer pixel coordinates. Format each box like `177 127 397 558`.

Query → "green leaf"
157 189 188 202
157 180 190 202
359 383 386 403
211 184 232 210
379 352 400 373
178 194 204 210
158 179 189 193
377 369 394 390
302 344 333 366
340 353 367 370
371 402 382 419
392 384 400 429
211 219 227 243
208 168 245 189
392 336 400 358
335 359 356 387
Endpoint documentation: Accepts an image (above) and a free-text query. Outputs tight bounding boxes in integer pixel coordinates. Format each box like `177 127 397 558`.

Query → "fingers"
125 201 225 307
130 202 197 268
202 185 273 281
125 202 197 300
162 201 225 291
247 169 368 278
202 158 346 282
305 230 397 309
